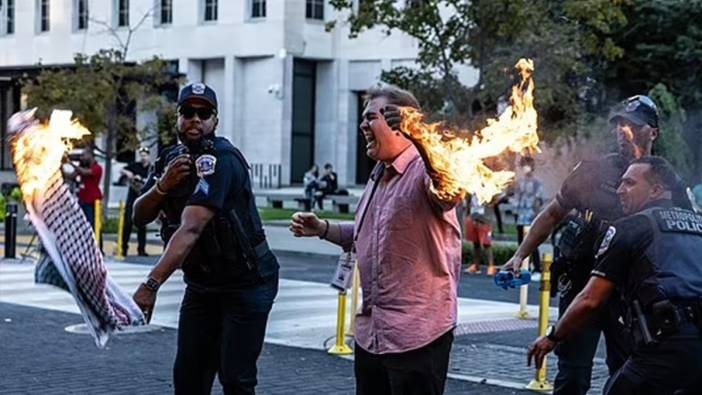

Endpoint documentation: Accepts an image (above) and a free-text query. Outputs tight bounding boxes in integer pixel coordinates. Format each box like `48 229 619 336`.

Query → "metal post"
328 291 353 355
116 201 125 260
526 253 554 392
94 199 102 248
516 225 531 319
4 203 17 259
346 264 360 337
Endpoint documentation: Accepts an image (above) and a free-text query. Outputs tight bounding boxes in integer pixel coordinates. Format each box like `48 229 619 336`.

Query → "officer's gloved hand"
159 154 192 193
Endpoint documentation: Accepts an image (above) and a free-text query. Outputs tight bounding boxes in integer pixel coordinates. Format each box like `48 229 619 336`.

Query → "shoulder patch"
195 154 217 177
596 226 617 258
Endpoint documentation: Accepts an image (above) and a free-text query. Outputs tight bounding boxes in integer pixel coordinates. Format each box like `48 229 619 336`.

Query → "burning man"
290 85 462 395
504 95 691 395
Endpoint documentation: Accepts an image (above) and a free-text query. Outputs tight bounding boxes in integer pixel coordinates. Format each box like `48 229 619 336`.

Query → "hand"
501 255 526 273
382 104 403 132
289 212 325 237
133 284 157 323
527 336 557 369
159 154 191 193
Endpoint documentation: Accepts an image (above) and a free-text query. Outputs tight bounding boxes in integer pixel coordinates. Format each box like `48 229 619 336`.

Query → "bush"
462 240 516 266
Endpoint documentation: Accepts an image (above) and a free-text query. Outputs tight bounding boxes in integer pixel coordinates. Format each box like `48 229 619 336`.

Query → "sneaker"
138 251 149 257
466 263 480 273
486 265 498 276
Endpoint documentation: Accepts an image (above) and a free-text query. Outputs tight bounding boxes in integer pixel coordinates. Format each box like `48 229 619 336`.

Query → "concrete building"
0 0 478 187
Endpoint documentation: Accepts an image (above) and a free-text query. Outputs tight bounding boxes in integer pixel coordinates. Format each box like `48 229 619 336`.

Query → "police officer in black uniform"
504 95 669 395
528 156 702 395
132 82 279 395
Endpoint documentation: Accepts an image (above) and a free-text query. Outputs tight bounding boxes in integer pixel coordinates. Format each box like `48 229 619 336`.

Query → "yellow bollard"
94 199 102 248
526 252 554 392
346 264 360 337
328 291 353 355
115 201 125 260
516 225 532 319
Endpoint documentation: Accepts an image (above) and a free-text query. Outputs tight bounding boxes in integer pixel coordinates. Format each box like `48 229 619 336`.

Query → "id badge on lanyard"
330 249 356 291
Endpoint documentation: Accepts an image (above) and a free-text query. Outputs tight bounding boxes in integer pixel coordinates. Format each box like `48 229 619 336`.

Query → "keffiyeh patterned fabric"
9 110 145 348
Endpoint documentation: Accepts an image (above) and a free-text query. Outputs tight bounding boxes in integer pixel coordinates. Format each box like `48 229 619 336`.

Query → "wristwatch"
143 277 161 292
546 325 562 343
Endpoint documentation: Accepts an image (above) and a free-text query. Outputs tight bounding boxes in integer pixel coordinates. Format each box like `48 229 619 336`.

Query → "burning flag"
8 109 145 348
399 58 540 203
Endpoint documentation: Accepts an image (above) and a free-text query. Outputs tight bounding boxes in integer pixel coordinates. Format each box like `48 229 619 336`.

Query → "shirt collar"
641 198 674 210
386 145 419 176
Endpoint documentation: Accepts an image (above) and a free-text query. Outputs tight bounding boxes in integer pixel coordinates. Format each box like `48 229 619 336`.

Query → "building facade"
0 0 478 186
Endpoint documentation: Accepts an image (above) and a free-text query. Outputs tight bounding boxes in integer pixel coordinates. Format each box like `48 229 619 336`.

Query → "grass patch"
258 207 355 221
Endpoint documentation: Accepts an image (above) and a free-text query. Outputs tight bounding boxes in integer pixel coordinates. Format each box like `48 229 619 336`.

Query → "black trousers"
355 330 453 395
121 194 146 255
173 275 278 395
603 324 702 395
553 289 631 395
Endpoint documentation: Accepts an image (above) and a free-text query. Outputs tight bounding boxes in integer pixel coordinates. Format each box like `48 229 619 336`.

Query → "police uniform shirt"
592 199 702 303
144 137 267 289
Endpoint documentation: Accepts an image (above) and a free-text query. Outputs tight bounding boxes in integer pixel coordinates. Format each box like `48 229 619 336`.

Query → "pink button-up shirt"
338 145 462 354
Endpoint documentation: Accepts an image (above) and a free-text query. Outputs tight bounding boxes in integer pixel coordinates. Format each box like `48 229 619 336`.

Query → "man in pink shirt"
290 86 462 395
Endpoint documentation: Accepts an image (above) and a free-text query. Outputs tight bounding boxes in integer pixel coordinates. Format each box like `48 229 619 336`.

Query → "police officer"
528 156 702 395
132 82 279 395
503 95 667 395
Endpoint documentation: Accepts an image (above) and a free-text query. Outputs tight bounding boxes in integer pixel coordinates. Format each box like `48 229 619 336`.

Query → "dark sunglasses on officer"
179 105 216 120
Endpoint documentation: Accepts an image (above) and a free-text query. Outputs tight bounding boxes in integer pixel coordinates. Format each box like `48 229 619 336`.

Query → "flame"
11 109 90 203
399 58 539 203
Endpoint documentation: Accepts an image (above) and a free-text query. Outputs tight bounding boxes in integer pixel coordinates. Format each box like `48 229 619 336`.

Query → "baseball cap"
178 82 218 109
609 95 659 129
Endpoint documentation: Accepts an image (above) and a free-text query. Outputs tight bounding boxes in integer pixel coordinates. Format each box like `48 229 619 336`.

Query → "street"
0 244 608 394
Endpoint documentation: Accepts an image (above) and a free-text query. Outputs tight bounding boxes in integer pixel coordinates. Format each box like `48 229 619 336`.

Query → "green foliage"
23 50 176 152
461 241 517 266
648 84 693 179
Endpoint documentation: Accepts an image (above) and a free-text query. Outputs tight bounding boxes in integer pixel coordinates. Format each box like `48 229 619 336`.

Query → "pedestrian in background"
514 156 544 277
290 85 462 395
120 146 151 256
132 82 279 395
70 147 103 229
303 164 320 211
465 194 497 275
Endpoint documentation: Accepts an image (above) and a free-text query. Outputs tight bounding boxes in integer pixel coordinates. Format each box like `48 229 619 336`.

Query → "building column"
223 55 236 145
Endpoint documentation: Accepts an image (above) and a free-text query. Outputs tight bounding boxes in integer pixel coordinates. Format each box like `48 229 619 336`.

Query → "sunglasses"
179 106 215 120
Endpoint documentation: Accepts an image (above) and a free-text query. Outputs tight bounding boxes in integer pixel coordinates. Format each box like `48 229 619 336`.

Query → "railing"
250 163 282 189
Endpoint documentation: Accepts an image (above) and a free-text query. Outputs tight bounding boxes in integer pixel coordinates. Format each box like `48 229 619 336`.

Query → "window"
204 0 217 22
117 0 129 27
159 0 172 25
76 0 88 30
38 0 50 32
251 0 266 18
3 0 15 34
306 0 323 20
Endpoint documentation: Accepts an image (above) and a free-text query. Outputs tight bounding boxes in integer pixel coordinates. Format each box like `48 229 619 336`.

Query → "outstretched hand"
289 212 325 238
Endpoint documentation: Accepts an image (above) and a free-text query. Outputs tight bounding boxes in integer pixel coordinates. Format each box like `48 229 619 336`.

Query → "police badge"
195 154 216 178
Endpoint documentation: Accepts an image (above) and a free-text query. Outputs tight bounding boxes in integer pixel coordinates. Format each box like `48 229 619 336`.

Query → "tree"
21 8 180 208
328 0 630 139
23 50 175 207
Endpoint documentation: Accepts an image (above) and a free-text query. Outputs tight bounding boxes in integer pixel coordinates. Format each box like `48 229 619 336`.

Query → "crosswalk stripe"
1 260 558 352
